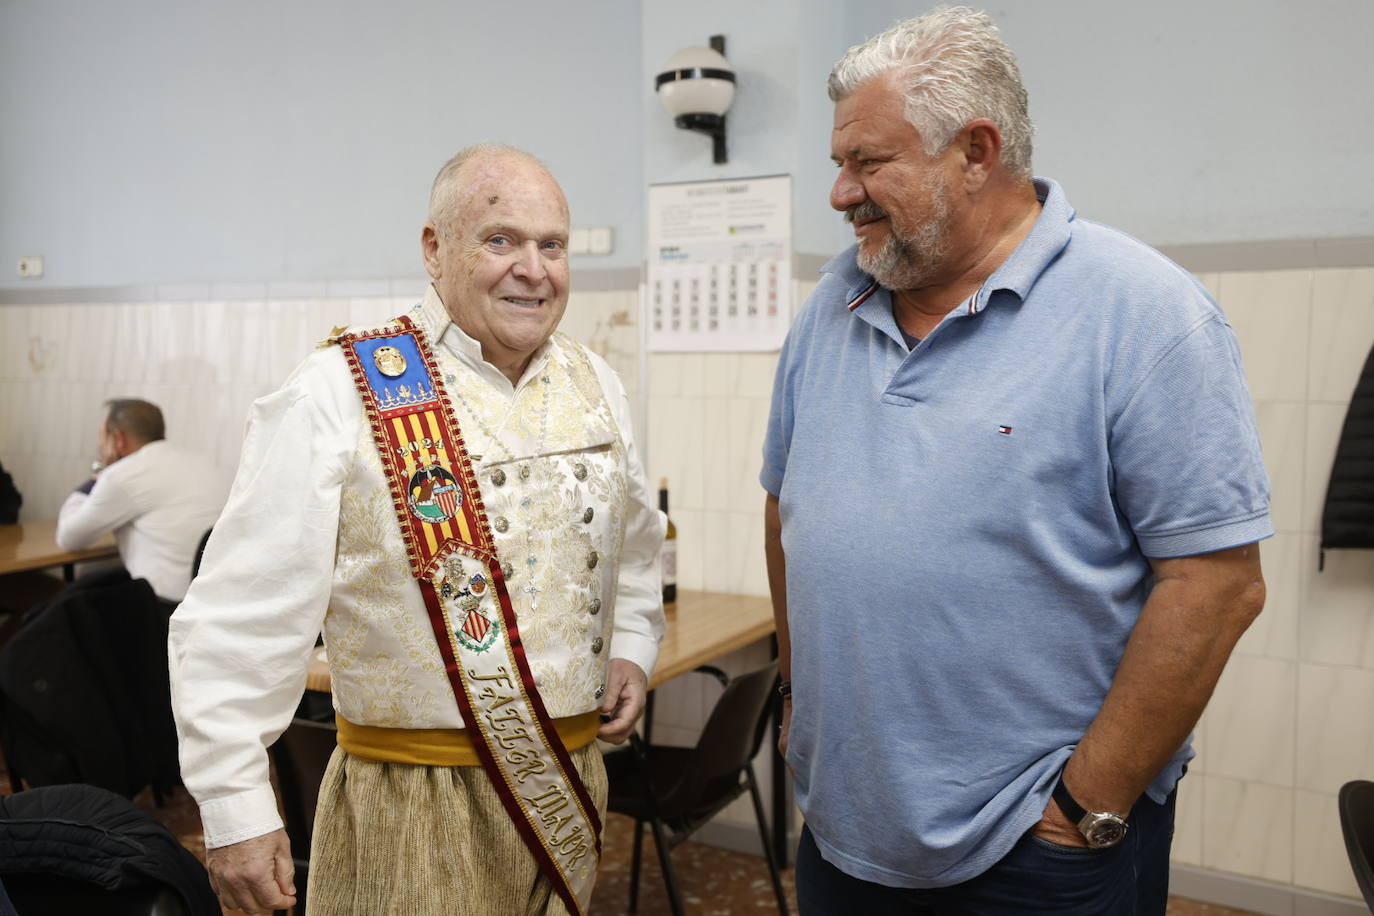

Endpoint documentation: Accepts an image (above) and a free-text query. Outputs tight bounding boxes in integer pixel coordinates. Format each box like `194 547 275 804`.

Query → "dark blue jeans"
796 789 1176 915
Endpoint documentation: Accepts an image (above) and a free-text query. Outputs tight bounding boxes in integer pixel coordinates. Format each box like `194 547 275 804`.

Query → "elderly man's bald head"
420 144 572 385
427 144 566 238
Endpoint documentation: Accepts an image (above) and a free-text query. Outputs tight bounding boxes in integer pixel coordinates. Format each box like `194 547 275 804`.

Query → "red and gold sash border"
337 316 601 914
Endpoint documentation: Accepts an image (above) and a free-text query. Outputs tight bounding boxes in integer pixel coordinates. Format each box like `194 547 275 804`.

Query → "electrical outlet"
588 227 613 255
17 255 44 278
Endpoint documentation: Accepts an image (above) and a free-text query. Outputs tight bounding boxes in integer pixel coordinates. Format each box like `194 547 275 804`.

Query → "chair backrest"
190 528 212 581
0 569 178 798
1339 780 1374 912
659 661 778 811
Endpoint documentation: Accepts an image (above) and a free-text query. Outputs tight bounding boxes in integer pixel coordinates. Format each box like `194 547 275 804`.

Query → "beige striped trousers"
306 742 608 915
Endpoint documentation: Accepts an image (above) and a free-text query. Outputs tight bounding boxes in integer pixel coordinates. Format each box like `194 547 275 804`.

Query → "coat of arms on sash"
408 463 461 523
441 571 499 652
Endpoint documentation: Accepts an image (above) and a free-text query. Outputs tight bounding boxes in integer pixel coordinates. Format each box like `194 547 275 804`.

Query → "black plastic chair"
1339 780 1374 912
268 710 338 915
603 661 788 915
190 528 212 581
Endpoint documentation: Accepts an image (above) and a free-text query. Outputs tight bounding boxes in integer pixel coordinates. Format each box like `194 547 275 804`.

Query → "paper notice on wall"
646 174 792 352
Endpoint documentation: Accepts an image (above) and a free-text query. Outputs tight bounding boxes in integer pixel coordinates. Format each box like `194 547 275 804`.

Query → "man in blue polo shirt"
761 7 1269 913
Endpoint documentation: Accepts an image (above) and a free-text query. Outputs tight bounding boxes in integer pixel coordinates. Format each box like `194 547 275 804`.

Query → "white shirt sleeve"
587 353 666 679
167 348 356 848
55 476 139 551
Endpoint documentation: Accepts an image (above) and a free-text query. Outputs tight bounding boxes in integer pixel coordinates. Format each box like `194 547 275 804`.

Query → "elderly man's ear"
420 225 443 279
956 119 1004 193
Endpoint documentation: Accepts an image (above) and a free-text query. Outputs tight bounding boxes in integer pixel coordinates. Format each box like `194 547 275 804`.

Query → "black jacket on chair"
1322 342 1374 568
0 460 20 525
0 568 181 797
0 783 218 915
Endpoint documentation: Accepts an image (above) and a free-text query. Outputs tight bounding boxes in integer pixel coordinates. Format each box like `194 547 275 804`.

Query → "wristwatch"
1051 773 1129 848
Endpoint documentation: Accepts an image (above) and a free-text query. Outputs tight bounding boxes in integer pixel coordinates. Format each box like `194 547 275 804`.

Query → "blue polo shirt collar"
818 177 1074 317
981 177 1074 308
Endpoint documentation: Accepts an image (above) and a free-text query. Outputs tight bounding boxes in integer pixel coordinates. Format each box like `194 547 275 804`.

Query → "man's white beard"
855 179 952 292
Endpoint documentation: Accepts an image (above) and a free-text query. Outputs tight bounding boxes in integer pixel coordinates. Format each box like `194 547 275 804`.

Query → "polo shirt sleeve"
1109 315 1273 558
760 326 801 498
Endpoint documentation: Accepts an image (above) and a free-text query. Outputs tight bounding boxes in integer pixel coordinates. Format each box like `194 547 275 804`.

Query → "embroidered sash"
338 316 601 915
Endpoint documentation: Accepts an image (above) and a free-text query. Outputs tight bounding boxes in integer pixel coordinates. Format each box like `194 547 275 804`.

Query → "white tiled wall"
1179 266 1374 901
4 265 1374 901
0 285 642 521
643 278 819 602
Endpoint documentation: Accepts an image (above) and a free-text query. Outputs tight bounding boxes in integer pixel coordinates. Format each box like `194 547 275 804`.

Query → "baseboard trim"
1170 865 1363 916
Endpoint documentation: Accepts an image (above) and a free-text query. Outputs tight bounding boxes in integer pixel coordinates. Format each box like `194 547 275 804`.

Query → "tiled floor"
0 756 1258 916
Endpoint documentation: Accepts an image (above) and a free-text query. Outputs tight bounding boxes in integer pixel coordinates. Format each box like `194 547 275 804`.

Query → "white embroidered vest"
324 301 628 728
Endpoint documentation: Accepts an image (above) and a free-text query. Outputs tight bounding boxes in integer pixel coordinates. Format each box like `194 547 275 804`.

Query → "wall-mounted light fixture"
655 35 735 164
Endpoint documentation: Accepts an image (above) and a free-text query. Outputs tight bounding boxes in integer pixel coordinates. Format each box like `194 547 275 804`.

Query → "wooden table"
649 589 775 687
0 519 118 580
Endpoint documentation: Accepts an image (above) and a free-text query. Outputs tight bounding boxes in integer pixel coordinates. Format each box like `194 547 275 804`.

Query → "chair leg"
747 764 790 915
648 816 686 916
629 817 645 913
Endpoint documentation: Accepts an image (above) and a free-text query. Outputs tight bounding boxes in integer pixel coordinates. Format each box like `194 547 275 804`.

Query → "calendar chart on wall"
646 174 792 352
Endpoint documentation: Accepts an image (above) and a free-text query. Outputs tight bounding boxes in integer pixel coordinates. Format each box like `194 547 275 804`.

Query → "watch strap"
1052 772 1089 824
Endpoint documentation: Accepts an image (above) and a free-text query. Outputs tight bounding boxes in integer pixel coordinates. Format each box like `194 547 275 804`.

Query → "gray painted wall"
848 0 1374 247
3 0 1371 292
0 0 644 288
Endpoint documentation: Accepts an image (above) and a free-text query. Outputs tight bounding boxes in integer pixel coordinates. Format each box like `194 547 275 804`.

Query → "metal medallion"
373 345 407 378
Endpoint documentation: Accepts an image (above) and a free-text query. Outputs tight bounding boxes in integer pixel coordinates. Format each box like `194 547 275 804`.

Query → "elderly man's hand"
206 828 296 915
598 658 649 744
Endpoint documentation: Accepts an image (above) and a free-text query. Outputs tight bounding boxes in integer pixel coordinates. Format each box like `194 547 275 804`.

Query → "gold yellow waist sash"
336 711 602 766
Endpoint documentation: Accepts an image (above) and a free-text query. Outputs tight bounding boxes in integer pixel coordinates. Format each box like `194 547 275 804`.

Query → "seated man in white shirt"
56 399 226 604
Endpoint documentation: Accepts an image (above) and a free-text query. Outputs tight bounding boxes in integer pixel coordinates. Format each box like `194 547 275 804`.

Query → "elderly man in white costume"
169 144 665 916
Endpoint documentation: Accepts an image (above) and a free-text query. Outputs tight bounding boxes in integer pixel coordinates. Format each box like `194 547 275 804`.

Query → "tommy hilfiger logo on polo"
998 425 1013 435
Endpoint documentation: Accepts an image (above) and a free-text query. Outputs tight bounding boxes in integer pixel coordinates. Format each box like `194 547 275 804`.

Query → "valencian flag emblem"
441 570 499 652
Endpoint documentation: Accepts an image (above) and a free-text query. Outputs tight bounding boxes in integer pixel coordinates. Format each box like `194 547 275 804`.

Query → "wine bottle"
659 477 677 604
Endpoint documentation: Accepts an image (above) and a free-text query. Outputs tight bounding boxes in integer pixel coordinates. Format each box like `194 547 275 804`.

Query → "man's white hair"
828 6 1033 178
427 143 553 236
